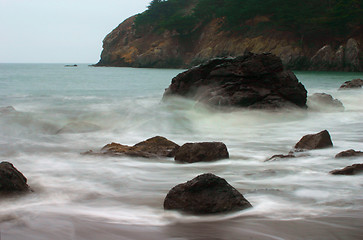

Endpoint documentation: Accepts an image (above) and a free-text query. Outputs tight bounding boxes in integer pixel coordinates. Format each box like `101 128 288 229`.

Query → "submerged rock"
335 149 363 158
163 173 252 214
294 130 333 150
56 121 101 134
339 79 363 89
174 142 229 163
0 162 30 195
0 106 16 114
163 52 307 109
330 163 363 175
307 93 344 111
100 136 180 158
266 153 295 162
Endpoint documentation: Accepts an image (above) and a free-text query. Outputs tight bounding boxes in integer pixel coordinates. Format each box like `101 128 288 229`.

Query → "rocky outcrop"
174 142 229 163
96 136 180 158
335 149 363 158
294 130 333 150
339 79 363 89
163 52 307 109
307 93 344 111
0 162 30 195
330 164 363 175
163 173 252 214
309 38 362 71
96 13 362 71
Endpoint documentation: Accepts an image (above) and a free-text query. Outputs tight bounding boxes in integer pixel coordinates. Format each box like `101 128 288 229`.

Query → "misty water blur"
0 64 362 238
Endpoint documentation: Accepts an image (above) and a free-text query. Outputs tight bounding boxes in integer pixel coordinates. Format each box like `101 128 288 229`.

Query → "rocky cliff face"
96 16 362 71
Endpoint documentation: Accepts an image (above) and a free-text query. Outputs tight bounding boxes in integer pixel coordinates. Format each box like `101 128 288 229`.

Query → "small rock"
0 106 16 114
56 121 101 134
101 136 180 158
163 173 252 214
174 142 229 163
307 93 344 111
266 154 295 162
294 130 333 150
339 79 363 89
330 163 363 175
335 149 363 158
0 162 30 195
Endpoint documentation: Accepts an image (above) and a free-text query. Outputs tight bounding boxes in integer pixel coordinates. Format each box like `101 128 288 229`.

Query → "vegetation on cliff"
135 0 363 40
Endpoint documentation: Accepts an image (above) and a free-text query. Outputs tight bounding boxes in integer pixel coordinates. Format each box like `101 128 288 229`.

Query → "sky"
0 0 151 63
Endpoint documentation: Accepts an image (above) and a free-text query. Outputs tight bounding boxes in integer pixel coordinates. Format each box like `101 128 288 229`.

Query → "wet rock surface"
99 136 180 158
163 173 252 214
163 52 307 109
294 130 333 150
335 149 363 158
0 162 30 195
174 142 229 163
339 79 363 89
330 164 363 175
307 93 344 111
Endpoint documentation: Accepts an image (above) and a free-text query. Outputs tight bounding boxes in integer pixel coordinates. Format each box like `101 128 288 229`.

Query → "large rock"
174 142 229 163
163 52 307 109
339 79 363 89
294 130 333 150
100 136 180 158
163 173 252 214
335 149 363 158
330 164 363 175
307 93 344 111
344 38 361 71
0 162 30 195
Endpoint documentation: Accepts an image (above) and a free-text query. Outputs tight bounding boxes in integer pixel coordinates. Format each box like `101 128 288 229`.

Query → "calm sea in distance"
0 63 362 239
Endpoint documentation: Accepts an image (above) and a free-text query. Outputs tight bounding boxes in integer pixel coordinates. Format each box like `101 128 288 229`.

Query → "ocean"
0 63 362 239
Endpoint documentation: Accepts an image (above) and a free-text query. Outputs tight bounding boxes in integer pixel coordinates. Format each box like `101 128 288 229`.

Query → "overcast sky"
0 0 150 63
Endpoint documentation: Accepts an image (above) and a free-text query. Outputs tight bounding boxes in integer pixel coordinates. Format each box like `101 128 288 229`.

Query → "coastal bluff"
96 14 362 71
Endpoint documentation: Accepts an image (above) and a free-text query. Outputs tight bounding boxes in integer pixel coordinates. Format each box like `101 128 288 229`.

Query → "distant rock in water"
64 64 78 67
335 149 363 158
295 130 333 150
0 106 16 114
339 79 363 90
94 136 180 158
163 173 252 214
0 162 30 196
174 142 229 163
163 52 307 109
330 163 363 175
56 121 101 134
307 93 344 111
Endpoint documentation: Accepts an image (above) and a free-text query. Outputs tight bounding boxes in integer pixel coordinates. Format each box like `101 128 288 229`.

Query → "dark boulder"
163 173 252 214
339 79 363 89
335 149 363 158
294 130 333 150
163 52 307 109
174 142 229 163
0 162 30 195
330 163 363 175
307 93 344 111
100 136 180 158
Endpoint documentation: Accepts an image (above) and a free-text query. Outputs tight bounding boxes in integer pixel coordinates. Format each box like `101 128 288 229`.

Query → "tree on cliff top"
134 0 363 39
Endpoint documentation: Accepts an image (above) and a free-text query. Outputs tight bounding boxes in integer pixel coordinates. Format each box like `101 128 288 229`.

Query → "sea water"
0 64 362 238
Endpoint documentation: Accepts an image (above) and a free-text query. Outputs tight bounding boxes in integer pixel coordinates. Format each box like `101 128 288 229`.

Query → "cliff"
96 1 363 71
